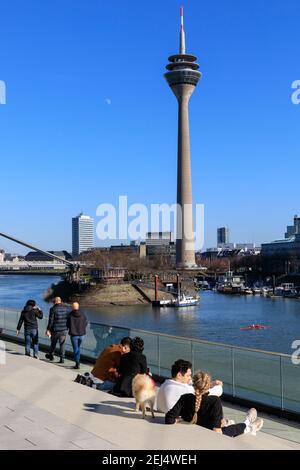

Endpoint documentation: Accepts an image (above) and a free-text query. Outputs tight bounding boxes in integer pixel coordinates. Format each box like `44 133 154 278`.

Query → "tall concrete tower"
164 7 201 269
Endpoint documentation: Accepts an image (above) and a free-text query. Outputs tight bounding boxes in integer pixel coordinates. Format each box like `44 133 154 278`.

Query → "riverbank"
44 280 175 306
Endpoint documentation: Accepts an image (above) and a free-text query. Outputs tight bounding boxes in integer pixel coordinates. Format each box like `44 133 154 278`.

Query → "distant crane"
0 231 81 282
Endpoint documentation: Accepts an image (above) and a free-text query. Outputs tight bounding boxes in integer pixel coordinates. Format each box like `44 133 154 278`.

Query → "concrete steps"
0 349 299 450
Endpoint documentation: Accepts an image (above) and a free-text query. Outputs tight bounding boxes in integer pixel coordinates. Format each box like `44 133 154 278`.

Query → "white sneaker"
245 408 257 424
249 418 264 435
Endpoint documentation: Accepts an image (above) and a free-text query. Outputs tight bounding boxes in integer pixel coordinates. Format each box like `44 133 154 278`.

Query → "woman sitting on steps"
165 370 264 438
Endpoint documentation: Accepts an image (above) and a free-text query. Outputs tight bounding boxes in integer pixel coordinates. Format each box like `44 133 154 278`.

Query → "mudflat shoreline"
44 280 175 307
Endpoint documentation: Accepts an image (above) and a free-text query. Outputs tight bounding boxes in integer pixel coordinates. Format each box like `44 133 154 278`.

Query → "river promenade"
1 339 300 450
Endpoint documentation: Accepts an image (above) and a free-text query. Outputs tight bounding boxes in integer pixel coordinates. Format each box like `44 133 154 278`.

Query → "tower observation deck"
164 7 202 269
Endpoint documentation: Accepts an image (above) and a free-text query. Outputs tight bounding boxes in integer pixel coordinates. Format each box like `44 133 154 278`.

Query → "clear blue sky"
0 0 299 254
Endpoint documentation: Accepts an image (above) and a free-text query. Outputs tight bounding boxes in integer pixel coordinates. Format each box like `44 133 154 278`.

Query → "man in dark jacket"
45 297 70 363
17 299 43 358
67 302 88 369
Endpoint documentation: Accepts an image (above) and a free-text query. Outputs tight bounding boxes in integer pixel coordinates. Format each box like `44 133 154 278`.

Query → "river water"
1 274 300 354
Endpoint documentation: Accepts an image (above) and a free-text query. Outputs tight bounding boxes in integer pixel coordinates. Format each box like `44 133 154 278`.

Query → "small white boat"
159 299 174 306
252 288 261 295
243 288 253 295
174 294 199 307
261 287 272 296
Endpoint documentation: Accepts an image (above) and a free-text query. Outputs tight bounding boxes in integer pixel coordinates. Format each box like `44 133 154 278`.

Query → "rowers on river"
240 324 271 330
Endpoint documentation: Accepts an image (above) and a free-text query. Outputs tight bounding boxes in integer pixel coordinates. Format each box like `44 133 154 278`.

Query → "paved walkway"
0 341 300 450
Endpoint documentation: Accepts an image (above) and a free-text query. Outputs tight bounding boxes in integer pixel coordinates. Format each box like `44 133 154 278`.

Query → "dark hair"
171 359 192 378
131 336 144 353
120 337 131 347
25 299 36 307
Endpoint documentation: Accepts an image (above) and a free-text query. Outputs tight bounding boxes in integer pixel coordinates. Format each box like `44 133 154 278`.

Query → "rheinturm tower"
164 7 201 269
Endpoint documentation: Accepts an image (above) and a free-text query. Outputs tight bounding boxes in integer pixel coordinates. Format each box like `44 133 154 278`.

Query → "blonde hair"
191 371 211 424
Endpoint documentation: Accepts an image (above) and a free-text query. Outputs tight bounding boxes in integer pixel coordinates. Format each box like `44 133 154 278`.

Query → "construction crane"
0 231 81 282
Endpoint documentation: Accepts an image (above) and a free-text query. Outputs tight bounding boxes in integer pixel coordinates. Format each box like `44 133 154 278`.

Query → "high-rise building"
164 7 201 269
217 227 230 247
72 213 94 257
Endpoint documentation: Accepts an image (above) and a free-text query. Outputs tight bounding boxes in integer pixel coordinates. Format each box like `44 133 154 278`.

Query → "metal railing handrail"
89 320 292 359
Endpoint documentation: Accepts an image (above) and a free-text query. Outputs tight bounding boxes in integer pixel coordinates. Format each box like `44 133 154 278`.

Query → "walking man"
17 299 43 359
67 302 88 369
45 297 70 363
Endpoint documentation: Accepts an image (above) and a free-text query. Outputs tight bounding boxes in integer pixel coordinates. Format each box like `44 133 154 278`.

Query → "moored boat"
174 294 199 307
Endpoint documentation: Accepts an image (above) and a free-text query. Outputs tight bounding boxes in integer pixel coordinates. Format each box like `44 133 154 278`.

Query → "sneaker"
245 408 257 424
25 353 31 357
45 353 54 361
249 418 264 435
73 363 80 370
34 356 39 360
59 358 65 364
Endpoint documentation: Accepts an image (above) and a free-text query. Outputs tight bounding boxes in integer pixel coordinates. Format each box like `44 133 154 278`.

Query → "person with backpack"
17 299 43 359
67 302 88 369
45 297 70 363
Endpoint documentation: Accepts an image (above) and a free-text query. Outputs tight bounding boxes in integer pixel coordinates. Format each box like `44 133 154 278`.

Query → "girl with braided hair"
165 370 264 438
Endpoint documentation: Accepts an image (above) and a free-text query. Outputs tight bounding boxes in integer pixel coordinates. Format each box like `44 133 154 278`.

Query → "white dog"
132 374 156 419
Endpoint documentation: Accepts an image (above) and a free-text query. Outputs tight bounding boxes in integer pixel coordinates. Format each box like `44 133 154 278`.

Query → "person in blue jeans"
67 302 88 369
17 300 43 359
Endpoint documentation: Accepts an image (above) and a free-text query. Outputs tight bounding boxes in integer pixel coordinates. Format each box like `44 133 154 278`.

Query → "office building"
217 227 230 247
72 213 94 257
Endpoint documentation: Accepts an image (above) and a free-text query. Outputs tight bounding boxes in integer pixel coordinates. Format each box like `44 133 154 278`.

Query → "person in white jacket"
156 359 225 416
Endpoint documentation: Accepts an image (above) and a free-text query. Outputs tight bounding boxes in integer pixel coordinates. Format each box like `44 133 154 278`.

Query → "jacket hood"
71 309 82 317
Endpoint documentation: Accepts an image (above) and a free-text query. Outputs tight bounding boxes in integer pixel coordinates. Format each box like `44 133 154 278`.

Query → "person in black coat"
45 297 70 364
67 302 88 369
17 299 43 358
113 337 147 397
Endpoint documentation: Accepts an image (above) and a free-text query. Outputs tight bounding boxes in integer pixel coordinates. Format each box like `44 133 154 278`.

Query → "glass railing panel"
192 342 233 395
234 349 281 407
4 308 19 334
282 356 300 413
158 335 192 378
0 307 4 329
83 322 130 359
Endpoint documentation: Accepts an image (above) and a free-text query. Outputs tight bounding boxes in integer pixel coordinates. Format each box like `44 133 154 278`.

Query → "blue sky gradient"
0 0 299 253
